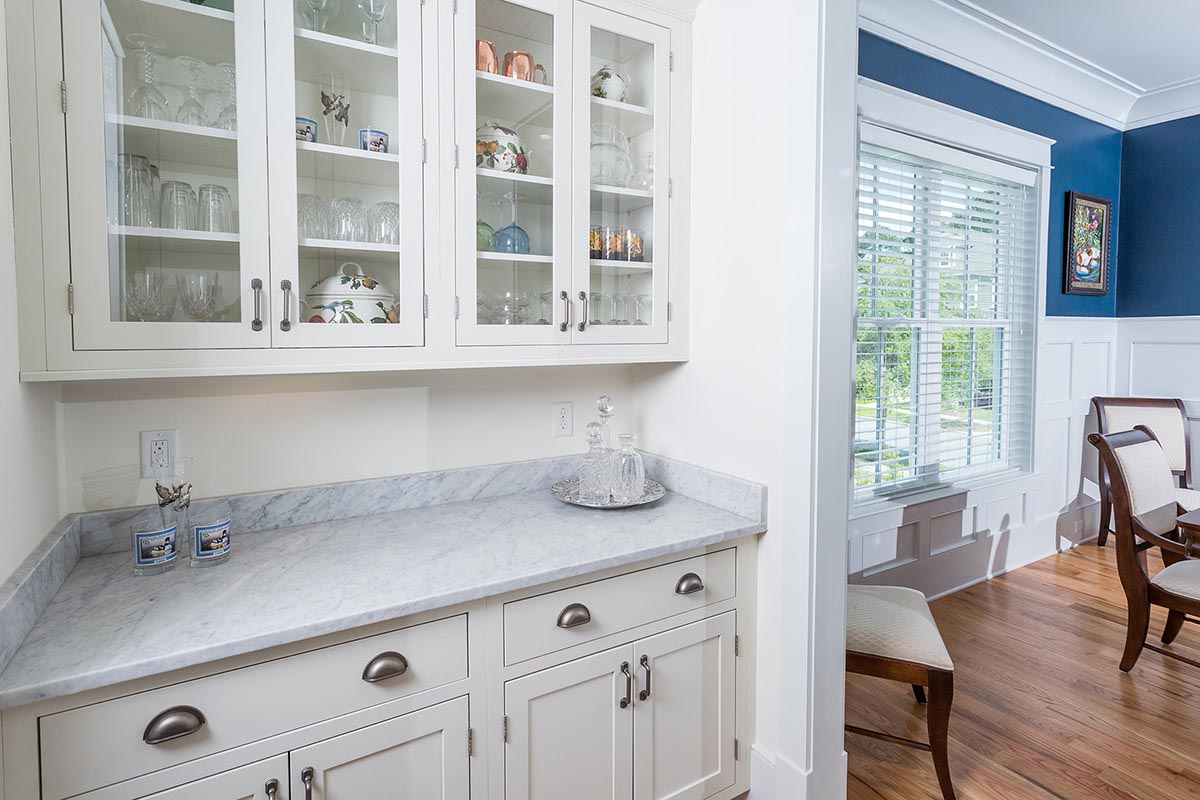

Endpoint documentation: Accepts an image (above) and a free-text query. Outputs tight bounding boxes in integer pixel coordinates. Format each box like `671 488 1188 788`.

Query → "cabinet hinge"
734 635 740 657
453 144 460 169
667 301 672 322
502 715 509 744
423 293 429 318
734 739 740 761
668 177 673 198
421 138 428 164
468 727 474 756
60 80 67 113
454 295 461 319
67 282 74 314
669 51 674 72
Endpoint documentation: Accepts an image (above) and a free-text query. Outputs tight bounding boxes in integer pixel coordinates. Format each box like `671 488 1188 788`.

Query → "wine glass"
494 191 531 254
305 0 330 32
214 63 237 131
125 34 170 121
175 56 210 127
358 0 390 45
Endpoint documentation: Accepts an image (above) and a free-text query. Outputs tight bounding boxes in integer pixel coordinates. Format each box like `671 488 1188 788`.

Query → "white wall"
1115 317 1200 455
0 0 61 582
58 365 635 512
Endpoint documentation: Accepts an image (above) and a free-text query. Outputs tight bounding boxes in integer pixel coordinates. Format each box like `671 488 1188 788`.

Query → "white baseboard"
749 745 776 800
748 745 847 800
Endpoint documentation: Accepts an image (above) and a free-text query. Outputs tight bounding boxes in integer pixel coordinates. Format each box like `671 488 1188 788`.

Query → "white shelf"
476 72 554 128
294 29 398 97
477 252 554 263
110 226 240 255
108 115 238 171
296 141 400 187
590 96 653 137
299 238 401 254
590 184 654 212
476 169 554 204
107 0 234 63
589 259 652 271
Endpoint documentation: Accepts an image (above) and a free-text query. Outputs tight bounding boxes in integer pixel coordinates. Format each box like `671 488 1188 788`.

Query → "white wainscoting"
849 317 1118 599
1116 316 1200 457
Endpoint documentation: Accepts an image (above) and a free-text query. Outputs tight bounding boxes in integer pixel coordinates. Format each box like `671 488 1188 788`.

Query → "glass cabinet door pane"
457 0 570 345
574 4 669 344
64 0 270 350
266 0 424 347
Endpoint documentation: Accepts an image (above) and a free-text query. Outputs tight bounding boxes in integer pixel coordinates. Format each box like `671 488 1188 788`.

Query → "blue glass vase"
494 222 531 255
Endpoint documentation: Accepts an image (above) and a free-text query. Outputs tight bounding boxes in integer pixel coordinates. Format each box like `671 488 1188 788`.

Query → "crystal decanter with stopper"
611 433 646 504
578 422 610 504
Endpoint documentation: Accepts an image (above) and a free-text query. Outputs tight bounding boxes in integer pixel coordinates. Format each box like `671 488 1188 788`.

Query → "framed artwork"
1063 191 1112 296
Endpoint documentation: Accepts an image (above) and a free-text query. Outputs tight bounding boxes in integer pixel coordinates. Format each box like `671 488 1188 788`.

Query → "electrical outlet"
552 402 573 438
140 429 180 479
1073 520 1084 536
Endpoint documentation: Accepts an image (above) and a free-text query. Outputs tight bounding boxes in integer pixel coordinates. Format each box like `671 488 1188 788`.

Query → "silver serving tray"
551 478 666 509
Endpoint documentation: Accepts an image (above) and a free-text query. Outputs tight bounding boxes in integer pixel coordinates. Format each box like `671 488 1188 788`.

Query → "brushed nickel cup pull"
675 572 705 595
362 651 410 683
578 290 588 331
142 705 207 745
251 278 263 331
557 602 592 629
559 290 571 332
301 766 314 800
620 661 633 709
638 654 652 701
280 279 293 331
265 778 279 799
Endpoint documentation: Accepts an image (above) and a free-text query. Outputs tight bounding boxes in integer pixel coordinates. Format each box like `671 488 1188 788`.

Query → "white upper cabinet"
13 0 692 377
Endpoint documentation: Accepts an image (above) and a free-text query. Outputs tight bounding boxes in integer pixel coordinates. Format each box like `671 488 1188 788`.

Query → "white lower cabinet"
140 756 289 800
290 697 470 800
503 613 738 800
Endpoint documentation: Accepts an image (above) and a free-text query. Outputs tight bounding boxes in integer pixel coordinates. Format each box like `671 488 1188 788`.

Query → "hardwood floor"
846 544 1200 800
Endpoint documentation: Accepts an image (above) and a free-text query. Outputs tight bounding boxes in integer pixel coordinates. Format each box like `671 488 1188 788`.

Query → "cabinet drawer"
40 614 467 800
503 549 736 665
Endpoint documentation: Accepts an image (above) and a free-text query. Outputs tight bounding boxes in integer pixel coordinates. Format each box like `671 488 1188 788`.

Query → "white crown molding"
859 0 1200 132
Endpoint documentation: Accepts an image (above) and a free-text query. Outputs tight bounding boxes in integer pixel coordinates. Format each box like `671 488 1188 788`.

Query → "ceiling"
859 0 1200 129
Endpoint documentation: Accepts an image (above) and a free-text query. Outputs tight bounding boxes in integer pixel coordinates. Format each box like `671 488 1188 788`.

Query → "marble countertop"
0 488 764 709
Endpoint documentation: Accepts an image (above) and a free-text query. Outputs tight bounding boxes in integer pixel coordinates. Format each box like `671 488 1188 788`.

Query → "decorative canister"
304 263 399 324
132 507 178 577
189 499 232 568
296 116 319 142
590 65 631 102
359 128 389 153
476 121 528 174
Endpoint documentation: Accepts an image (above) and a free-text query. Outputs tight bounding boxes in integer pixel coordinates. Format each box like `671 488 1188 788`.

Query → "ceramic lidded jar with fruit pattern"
475 121 529 174
303 263 399 324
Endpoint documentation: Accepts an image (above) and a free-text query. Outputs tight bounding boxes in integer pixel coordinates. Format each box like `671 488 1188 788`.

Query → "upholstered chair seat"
1178 488 1200 512
846 585 954 671
1152 560 1200 602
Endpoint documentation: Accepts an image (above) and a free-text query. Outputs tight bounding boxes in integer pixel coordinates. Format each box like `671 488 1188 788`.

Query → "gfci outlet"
140 429 180 479
552 402 573 438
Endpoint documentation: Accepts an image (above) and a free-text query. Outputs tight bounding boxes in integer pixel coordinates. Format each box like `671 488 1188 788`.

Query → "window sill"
850 468 1038 520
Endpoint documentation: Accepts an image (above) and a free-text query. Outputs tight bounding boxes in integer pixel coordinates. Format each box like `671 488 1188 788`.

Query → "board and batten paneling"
1116 317 1200 459
849 318 1118 599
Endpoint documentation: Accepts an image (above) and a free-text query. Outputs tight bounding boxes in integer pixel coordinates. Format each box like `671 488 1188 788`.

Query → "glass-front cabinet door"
265 0 425 347
455 0 571 345
63 0 270 350
572 2 669 344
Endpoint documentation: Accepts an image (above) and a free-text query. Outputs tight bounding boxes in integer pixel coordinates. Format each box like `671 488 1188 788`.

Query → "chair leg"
912 684 927 704
1097 497 1112 546
1120 593 1151 672
927 669 956 800
1163 609 1187 645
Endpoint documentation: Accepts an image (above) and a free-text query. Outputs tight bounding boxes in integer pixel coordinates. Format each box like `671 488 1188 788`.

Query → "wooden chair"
1092 396 1198 547
845 585 956 800
1089 426 1200 671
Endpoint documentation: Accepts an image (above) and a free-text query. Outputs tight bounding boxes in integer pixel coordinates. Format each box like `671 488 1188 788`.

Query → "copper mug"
476 40 499 74
503 50 548 84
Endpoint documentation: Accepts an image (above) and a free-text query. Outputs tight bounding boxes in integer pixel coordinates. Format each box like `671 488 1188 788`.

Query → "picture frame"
1063 191 1112 296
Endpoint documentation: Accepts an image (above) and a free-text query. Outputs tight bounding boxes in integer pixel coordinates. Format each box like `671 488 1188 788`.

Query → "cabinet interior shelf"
109 226 240 255
294 30 398 96
109 0 234 62
296 141 400 187
477 252 554 263
589 259 652 272
590 184 654 211
476 72 554 128
476 169 554 204
590 96 653 137
109 114 240 171
299 238 402 254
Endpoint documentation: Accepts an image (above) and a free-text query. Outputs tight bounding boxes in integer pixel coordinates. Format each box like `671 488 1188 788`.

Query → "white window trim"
855 78 1055 507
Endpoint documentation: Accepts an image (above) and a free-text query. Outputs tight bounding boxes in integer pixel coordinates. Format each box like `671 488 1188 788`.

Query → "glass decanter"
611 433 646 504
577 422 610 505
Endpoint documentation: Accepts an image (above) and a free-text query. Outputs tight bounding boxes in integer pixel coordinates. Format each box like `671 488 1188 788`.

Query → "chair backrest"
1093 397 1190 476
1089 427 1180 596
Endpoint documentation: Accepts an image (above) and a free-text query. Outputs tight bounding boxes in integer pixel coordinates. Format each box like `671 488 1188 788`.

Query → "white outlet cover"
140 429 180 479
552 402 573 438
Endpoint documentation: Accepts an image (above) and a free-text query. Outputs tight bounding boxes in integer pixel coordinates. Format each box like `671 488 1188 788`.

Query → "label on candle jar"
135 525 178 568
192 519 232 560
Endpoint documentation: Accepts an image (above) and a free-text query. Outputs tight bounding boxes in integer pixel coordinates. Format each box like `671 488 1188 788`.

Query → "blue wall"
1117 115 1200 317
858 31 1125 317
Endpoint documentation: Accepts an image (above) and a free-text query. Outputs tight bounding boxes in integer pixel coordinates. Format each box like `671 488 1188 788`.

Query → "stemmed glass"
175 56 210 127
358 0 390 45
214 63 237 131
126 34 170 121
494 191 531 254
305 0 330 32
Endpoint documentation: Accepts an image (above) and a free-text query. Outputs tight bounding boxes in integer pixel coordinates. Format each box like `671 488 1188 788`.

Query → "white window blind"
854 124 1038 502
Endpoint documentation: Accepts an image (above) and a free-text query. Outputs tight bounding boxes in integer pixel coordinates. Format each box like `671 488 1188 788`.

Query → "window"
854 122 1038 502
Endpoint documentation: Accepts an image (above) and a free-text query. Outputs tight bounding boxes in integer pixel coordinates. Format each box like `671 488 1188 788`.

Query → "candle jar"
625 229 645 262
188 499 232 568
602 225 625 260
131 506 178 576
589 225 603 259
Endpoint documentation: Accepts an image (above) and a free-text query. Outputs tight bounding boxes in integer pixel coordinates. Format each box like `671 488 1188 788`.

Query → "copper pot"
503 50 547 83
476 40 499 73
